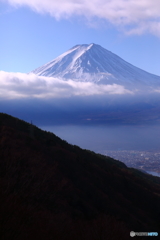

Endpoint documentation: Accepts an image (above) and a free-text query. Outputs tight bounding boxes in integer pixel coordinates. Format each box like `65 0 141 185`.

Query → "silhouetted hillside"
0 113 160 240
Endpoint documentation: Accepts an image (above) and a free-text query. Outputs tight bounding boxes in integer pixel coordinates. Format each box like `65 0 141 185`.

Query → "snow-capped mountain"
32 43 160 87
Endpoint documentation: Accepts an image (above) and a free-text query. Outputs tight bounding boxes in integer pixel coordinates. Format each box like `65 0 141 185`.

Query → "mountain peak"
72 43 96 49
70 43 106 54
31 43 160 86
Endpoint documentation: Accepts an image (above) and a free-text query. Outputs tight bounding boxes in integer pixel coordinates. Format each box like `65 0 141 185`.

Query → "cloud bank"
0 71 132 99
1 71 160 126
4 0 160 36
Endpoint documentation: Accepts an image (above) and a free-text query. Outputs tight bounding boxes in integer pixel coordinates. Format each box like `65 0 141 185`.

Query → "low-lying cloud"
0 71 132 99
4 0 160 36
1 71 160 126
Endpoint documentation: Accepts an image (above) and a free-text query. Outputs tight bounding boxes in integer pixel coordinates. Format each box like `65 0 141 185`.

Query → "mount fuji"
32 43 160 88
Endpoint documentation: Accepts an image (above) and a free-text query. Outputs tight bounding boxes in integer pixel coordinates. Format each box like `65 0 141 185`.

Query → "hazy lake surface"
41 124 160 177
41 124 160 152
147 171 160 177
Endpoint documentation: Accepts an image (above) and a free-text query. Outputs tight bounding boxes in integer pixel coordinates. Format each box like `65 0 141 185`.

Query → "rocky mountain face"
0 113 160 240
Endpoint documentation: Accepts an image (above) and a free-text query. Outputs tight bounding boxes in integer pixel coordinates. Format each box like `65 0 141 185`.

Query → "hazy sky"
1 0 160 75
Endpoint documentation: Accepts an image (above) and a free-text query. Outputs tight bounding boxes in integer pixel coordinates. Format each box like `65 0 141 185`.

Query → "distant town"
99 150 160 176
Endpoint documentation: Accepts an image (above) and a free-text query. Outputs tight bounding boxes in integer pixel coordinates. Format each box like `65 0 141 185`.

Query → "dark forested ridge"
0 113 160 240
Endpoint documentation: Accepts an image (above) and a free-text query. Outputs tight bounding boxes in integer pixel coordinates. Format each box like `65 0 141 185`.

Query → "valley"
100 150 160 176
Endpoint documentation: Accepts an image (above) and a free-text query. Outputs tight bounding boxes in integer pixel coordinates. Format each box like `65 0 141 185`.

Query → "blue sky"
1 0 160 75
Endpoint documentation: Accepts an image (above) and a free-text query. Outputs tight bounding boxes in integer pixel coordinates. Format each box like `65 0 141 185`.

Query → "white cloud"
0 71 132 99
153 88 160 93
3 0 160 36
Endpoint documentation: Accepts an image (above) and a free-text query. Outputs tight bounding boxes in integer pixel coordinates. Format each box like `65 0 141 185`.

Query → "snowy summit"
32 43 160 86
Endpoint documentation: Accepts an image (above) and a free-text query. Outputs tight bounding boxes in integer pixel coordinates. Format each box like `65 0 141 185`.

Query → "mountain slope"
0 113 160 240
32 43 160 86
